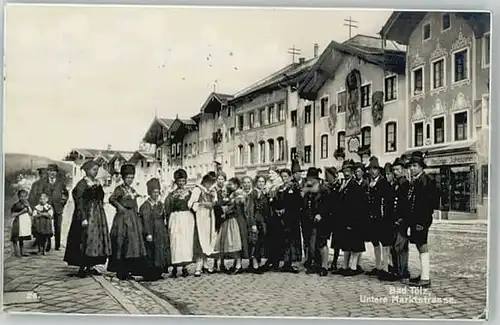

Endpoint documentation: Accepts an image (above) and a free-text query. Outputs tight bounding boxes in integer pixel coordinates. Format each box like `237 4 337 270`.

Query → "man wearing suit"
407 151 435 288
45 164 69 251
28 167 49 247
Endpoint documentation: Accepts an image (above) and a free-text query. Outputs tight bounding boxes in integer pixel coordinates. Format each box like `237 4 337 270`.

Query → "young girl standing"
108 164 148 280
33 193 54 255
10 189 33 257
214 177 248 274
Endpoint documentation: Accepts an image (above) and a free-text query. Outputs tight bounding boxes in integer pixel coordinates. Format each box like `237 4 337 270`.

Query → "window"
384 75 397 102
259 141 266 163
320 135 328 159
361 84 371 107
277 138 285 161
304 105 312 124
248 143 255 164
442 13 451 31
483 33 490 68
454 112 468 141
267 106 274 124
291 110 297 127
426 124 431 141
258 108 265 126
291 147 297 161
229 127 235 140
385 122 397 152
304 146 312 163
434 116 445 144
337 91 347 113
361 126 371 147
423 23 431 41
238 115 244 131
453 49 469 83
412 67 423 95
320 97 329 117
277 102 285 122
238 145 244 165
188 143 193 155
414 122 424 147
432 58 445 89
268 139 275 162
249 112 255 129
177 143 181 155
337 131 346 149
227 106 232 117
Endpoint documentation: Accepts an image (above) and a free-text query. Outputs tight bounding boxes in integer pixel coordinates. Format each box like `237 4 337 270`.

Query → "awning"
403 140 477 157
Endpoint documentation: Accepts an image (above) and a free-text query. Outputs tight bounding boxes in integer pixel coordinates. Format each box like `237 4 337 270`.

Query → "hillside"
4 153 73 177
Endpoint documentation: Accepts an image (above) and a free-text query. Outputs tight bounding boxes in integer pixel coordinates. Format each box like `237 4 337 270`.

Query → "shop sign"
426 153 477 167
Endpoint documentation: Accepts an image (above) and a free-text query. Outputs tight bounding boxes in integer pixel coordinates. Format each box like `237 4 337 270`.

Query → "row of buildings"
64 11 490 220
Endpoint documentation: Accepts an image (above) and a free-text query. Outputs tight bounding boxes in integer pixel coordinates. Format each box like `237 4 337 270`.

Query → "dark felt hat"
324 166 337 177
120 164 136 176
291 158 302 174
384 162 393 173
354 162 365 171
173 168 188 180
368 156 380 169
342 159 355 170
409 151 427 168
392 157 406 168
37 167 47 174
306 167 321 179
146 178 161 195
47 164 59 172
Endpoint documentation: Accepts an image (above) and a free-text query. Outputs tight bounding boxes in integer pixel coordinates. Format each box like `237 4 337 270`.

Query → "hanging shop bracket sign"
426 153 477 167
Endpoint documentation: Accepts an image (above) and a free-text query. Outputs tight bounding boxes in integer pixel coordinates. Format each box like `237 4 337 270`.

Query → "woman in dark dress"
107 164 148 280
139 178 170 281
64 160 112 278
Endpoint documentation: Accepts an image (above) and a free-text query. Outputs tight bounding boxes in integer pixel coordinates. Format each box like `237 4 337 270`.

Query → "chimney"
313 43 319 58
107 144 112 151
299 57 306 64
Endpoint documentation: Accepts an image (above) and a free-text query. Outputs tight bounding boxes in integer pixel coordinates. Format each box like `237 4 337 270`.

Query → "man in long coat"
29 167 48 245
45 164 69 251
407 151 436 288
324 167 342 271
337 160 366 276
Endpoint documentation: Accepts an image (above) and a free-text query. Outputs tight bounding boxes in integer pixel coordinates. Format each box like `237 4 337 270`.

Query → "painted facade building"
231 58 317 178
380 11 490 219
297 35 406 171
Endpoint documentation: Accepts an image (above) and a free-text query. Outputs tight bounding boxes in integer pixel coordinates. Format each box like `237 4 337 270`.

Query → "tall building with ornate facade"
380 11 490 219
295 35 407 171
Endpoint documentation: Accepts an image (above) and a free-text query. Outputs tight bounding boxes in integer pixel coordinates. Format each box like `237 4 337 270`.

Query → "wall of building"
295 53 407 172
233 89 289 178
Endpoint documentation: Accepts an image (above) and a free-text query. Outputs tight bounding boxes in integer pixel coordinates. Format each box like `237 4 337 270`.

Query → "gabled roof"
67 148 134 161
380 11 491 45
298 38 406 101
128 151 156 164
231 58 318 101
199 92 233 114
109 151 135 164
168 117 197 135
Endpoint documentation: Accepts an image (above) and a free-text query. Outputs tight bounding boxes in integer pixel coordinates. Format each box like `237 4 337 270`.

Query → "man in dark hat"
271 162 303 273
385 156 411 282
365 156 393 280
407 151 435 288
301 167 330 276
324 167 342 271
336 160 366 276
384 163 395 185
45 163 69 251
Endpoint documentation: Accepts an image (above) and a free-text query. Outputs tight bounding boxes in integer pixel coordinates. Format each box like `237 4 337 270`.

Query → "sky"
4 4 391 160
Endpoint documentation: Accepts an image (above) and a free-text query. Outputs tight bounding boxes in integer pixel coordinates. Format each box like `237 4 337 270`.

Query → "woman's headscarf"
81 160 99 174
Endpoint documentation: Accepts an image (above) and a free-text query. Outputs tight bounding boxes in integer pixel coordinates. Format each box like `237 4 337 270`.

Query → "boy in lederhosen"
301 167 330 276
407 151 435 288
364 157 394 280
337 160 365 276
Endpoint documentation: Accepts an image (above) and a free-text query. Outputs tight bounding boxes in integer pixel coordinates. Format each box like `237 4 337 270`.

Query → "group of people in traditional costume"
12 148 436 289
10 164 69 257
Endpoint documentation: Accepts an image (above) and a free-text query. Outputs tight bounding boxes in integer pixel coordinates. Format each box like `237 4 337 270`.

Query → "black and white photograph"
2 4 490 320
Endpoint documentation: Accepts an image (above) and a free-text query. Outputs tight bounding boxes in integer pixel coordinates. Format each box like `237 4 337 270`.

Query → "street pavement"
3 197 488 318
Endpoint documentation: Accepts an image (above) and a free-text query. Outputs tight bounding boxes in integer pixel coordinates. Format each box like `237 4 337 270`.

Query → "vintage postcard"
2 4 490 320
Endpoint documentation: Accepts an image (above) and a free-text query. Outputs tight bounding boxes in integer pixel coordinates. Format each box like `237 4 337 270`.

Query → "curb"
92 275 142 314
129 280 181 315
